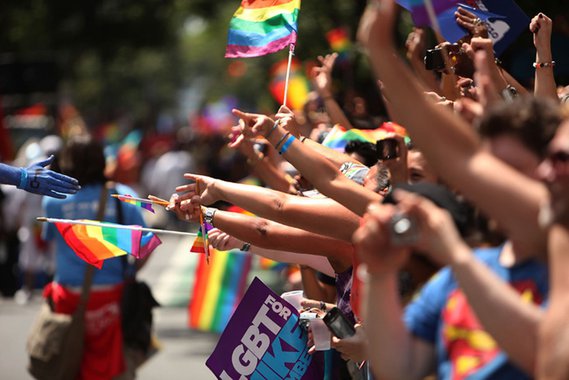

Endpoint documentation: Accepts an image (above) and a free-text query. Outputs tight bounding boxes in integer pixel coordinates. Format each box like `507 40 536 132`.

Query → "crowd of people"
1 0 569 379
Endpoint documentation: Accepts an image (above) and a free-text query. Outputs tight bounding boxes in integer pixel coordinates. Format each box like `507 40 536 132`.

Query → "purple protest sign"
206 277 323 379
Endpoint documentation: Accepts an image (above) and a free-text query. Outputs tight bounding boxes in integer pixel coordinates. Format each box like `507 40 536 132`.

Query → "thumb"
34 155 55 168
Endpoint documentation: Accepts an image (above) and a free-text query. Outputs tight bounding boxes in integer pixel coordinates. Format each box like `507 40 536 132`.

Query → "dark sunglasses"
547 151 569 165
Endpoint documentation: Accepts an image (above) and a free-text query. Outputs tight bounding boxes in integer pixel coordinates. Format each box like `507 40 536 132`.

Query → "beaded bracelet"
279 135 296 155
265 120 280 139
274 132 291 151
533 61 555 69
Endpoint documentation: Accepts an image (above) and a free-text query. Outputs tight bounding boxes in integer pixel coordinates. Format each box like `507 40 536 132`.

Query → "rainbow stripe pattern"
321 122 409 151
225 0 301 58
54 220 162 269
116 194 155 213
189 222 212 255
189 246 253 333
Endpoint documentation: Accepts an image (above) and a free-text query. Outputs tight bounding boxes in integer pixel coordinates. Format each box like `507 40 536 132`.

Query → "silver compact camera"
389 213 420 246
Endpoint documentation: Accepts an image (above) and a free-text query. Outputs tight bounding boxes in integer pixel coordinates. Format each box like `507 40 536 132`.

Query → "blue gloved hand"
16 155 81 199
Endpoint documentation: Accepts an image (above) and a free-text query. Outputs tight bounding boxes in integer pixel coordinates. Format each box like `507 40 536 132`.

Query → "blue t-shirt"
404 246 548 380
43 183 147 287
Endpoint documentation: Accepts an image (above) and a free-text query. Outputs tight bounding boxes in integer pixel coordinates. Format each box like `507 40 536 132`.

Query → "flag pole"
37 217 198 237
282 43 295 108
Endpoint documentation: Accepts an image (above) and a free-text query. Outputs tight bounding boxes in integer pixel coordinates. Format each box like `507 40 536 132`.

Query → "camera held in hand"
424 44 474 78
389 213 420 246
376 138 399 160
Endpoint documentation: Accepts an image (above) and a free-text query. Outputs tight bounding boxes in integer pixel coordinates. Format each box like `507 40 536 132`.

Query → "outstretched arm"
176 174 361 242
0 156 80 198
231 110 383 216
357 0 548 258
207 228 336 277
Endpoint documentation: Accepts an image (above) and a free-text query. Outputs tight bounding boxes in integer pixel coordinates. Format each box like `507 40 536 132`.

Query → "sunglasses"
547 151 569 166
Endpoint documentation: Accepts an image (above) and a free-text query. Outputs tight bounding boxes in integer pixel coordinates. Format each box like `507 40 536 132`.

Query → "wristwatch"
240 242 251 252
204 207 217 225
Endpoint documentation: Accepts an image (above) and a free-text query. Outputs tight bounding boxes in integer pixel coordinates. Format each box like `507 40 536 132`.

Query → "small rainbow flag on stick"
225 0 301 58
189 222 212 255
51 220 162 268
112 194 157 213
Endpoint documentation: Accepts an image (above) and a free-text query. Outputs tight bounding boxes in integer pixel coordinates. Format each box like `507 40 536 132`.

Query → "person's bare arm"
538 224 569 379
310 53 354 129
232 111 383 216
176 174 360 242
353 201 435 379
530 13 558 102
207 228 336 277
357 0 548 258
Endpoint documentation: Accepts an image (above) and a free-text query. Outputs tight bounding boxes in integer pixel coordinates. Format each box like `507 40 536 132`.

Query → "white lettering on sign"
231 295 292 377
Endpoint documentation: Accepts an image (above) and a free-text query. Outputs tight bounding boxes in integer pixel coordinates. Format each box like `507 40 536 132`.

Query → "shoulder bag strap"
75 183 109 315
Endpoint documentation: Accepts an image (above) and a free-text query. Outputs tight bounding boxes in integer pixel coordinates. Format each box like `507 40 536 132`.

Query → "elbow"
270 194 288 218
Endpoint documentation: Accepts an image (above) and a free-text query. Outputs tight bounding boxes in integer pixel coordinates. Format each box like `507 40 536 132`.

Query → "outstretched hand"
18 155 80 199
208 228 243 251
232 109 275 138
174 173 219 210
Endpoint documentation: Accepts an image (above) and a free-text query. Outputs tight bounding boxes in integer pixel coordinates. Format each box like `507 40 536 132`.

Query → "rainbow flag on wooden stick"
113 194 156 213
54 220 162 269
225 0 301 58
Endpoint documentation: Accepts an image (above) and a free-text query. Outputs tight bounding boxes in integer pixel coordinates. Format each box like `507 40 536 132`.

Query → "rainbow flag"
225 0 301 58
116 194 155 213
321 123 409 151
189 246 253 333
189 222 212 255
54 220 162 269
326 27 351 55
269 57 309 109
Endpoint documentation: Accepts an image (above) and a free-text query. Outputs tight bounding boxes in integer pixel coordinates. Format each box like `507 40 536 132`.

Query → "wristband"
17 168 28 189
240 242 251 252
265 120 280 139
533 61 555 69
279 135 296 155
274 132 291 150
300 136 307 143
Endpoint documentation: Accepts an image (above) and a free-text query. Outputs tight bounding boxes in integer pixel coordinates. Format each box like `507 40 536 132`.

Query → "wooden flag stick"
37 217 197 237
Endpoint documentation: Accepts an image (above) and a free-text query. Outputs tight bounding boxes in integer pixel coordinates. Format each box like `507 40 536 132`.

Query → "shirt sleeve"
403 267 452 343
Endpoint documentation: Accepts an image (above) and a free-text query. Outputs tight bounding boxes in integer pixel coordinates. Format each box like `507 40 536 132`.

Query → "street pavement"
0 234 219 379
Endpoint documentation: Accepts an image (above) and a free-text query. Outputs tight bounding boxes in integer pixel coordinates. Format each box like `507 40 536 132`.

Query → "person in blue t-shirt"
354 189 548 380
42 134 153 380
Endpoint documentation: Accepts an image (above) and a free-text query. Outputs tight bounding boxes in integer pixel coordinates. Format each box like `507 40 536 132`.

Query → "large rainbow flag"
321 123 409 151
189 246 253 333
54 220 162 269
225 0 301 58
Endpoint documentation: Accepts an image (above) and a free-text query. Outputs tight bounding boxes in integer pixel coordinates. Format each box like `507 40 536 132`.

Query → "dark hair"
344 140 378 167
59 135 107 186
375 163 391 193
477 96 561 158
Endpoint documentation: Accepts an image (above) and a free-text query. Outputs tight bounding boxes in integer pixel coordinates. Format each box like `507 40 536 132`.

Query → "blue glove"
16 155 81 199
